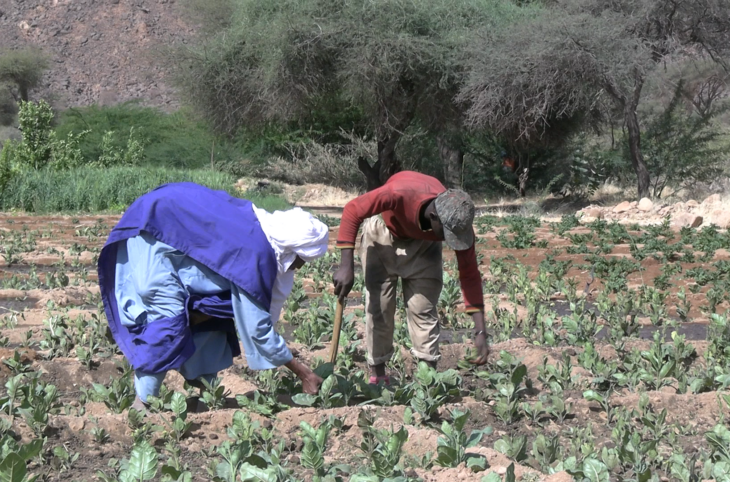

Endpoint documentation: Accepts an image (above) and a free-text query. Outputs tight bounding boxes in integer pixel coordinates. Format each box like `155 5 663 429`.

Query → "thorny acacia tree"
171 0 529 187
459 0 730 198
0 48 50 103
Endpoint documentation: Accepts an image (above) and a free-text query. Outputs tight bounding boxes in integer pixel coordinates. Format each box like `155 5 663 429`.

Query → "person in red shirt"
333 171 489 383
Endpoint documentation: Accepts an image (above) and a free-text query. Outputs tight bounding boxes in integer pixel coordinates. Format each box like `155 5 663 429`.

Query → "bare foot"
302 374 323 395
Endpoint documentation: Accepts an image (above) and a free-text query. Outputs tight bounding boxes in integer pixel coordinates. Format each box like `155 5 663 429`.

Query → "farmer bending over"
333 171 489 385
97 183 328 410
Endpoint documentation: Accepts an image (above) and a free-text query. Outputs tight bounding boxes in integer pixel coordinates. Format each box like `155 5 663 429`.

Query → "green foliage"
0 48 50 101
13 100 55 170
299 419 333 476
356 410 411 479
0 85 17 127
434 409 491 471
200 377 231 410
493 434 528 462
91 376 136 414
638 81 729 198
54 104 241 170
0 436 42 482
114 440 159 482
0 166 281 213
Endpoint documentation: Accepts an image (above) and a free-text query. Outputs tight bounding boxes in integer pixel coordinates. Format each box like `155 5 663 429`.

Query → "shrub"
639 83 729 199
54 103 241 169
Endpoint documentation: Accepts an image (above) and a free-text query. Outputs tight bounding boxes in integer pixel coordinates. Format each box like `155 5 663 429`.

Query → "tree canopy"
458 0 730 197
0 47 50 103
171 0 533 186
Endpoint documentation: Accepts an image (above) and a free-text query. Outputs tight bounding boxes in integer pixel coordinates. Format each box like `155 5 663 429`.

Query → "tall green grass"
54 103 244 169
0 167 291 213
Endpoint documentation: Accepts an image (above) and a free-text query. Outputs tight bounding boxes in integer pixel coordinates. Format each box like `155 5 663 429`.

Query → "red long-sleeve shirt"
337 171 484 312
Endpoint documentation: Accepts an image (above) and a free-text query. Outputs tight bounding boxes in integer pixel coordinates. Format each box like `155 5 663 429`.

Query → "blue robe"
98 182 281 374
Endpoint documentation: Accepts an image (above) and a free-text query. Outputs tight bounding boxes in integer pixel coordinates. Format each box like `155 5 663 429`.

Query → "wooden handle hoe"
329 298 344 365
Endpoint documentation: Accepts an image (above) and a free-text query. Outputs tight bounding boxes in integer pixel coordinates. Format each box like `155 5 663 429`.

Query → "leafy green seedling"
434 409 491 472
493 434 527 462
200 377 231 410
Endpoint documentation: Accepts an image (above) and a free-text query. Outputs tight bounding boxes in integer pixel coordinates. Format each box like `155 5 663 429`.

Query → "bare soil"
1 213 728 481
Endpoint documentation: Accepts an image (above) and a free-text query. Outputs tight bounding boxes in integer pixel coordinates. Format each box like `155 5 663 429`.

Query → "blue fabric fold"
98 182 279 373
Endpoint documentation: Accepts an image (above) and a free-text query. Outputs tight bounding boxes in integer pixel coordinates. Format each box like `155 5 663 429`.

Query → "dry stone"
686 200 699 208
673 213 703 228
702 194 722 207
712 211 730 229
544 472 576 482
638 198 653 211
613 201 632 213
582 208 603 219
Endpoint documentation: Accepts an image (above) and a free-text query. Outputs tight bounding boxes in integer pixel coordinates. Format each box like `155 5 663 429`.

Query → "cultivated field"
1 213 730 481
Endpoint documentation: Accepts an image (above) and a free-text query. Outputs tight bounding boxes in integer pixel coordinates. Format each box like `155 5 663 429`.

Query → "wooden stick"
329 298 344 365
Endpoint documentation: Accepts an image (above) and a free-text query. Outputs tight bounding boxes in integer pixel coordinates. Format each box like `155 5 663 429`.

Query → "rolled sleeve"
231 285 293 370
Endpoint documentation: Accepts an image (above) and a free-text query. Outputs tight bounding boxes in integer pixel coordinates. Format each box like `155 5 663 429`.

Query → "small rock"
583 208 603 219
686 200 699 208
638 198 653 211
613 201 632 213
68 419 85 431
495 466 507 475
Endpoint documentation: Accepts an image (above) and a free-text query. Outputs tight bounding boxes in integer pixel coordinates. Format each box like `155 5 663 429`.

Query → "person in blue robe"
97 182 330 409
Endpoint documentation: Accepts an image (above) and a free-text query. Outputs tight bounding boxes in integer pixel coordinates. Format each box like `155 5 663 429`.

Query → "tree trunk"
376 131 402 185
604 71 650 199
624 104 650 199
437 135 464 189
19 84 29 102
357 157 382 192
518 156 529 197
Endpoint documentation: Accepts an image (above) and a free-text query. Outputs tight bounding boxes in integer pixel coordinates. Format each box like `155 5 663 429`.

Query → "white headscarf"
252 206 329 321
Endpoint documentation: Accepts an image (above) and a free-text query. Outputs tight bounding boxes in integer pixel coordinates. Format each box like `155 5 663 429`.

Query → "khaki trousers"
360 216 443 365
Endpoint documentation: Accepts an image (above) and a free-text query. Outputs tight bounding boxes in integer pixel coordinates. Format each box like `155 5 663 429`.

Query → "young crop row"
1 214 730 481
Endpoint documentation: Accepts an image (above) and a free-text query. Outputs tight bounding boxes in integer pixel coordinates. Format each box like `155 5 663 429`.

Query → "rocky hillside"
0 0 195 110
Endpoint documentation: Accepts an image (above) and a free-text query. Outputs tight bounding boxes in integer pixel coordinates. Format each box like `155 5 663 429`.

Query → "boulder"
638 198 653 211
702 194 722 207
613 201 633 213
673 213 703 228
712 211 730 229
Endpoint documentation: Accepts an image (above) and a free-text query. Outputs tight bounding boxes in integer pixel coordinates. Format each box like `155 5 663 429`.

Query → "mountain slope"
0 0 195 110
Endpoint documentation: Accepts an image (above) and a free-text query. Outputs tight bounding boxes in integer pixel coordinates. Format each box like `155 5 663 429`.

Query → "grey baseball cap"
434 189 475 251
